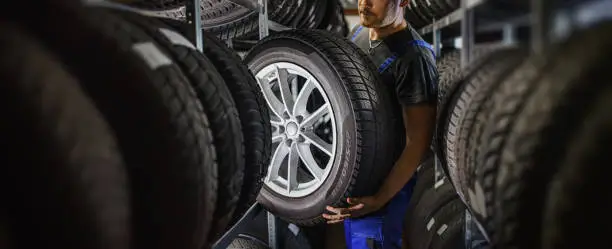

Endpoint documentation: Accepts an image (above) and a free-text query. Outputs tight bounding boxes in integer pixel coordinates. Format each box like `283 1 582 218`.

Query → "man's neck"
369 19 409 40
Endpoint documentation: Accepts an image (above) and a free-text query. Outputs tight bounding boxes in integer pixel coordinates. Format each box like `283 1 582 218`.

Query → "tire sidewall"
246 38 358 222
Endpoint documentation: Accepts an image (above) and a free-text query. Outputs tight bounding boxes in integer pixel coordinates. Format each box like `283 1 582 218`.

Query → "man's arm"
373 104 436 204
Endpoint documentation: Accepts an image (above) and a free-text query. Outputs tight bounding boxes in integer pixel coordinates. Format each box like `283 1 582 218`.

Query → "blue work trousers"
343 173 418 249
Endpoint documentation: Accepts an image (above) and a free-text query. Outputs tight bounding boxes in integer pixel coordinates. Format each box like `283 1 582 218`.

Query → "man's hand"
322 197 384 224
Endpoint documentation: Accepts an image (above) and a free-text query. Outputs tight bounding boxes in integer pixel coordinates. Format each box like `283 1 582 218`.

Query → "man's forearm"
374 136 431 204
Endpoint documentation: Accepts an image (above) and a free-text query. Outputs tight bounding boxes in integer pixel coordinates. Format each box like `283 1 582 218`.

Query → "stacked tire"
139 0 350 51
403 159 471 249
436 19 612 249
1 1 414 248
404 0 460 29
1 1 273 248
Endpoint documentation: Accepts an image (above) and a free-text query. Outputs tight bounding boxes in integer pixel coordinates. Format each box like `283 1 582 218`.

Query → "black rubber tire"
406 180 458 249
437 45 502 203
488 21 612 249
238 211 313 249
157 17 273 226
245 29 400 226
429 200 466 249
405 3 427 28
229 237 269 249
8 4 219 249
409 157 436 208
113 10 246 243
541 85 612 249
198 30 273 227
454 48 527 228
125 0 186 10
202 0 290 40
287 0 308 28
304 0 327 29
0 21 130 249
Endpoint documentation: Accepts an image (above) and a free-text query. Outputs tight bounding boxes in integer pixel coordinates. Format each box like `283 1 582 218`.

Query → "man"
322 0 438 248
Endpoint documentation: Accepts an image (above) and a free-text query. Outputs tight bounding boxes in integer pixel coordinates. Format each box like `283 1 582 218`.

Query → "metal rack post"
432 20 442 58
531 0 554 55
258 0 270 39
460 0 475 69
185 0 203 52
502 24 516 45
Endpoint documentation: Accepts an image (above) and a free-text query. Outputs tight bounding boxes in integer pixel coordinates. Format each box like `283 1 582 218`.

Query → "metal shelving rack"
424 0 612 245
178 0 612 247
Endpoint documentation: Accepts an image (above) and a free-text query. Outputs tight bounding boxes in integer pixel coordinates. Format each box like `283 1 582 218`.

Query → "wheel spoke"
292 78 316 116
287 143 299 192
301 103 330 128
271 133 284 143
275 66 295 116
301 131 333 156
257 77 284 120
265 141 290 182
297 143 324 181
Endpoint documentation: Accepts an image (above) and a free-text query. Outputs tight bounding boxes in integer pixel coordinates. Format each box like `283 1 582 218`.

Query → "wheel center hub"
286 122 299 137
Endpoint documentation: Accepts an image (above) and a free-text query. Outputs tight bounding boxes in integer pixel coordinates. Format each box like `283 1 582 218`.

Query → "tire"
454 48 527 228
409 157 436 208
125 0 186 10
153 0 292 40
158 17 273 226
541 82 612 249
238 210 313 249
244 29 400 226
0 21 130 249
229 237 269 249
198 30 272 227
10 4 218 249
429 199 466 249
437 45 503 203
489 21 612 249
113 11 246 243
406 180 458 249
406 3 427 28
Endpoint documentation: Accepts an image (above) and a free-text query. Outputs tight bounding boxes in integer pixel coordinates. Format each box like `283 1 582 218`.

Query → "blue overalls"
344 25 436 249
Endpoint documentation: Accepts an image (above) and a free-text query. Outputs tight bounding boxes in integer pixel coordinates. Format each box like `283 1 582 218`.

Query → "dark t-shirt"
348 25 438 107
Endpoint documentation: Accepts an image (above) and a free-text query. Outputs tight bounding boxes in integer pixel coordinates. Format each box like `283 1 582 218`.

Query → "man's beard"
360 1 401 28
378 1 401 27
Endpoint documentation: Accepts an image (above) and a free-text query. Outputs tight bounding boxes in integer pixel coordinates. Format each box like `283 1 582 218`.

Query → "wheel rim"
255 62 337 198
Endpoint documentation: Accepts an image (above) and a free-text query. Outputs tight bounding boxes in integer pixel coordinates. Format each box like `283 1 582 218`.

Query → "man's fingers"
326 205 345 215
322 213 350 220
347 203 365 211
327 219 345 224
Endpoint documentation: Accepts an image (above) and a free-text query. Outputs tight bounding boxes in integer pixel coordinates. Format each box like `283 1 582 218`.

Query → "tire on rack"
0 21 131 249
405 179 459 249
9 3 219 249
436 45 503 203
541 83 612 249
408 157 436 208
121 0 186 10
429 199 466 249
112 10 246 243
155 0 296 41
244 29 401 226
453 48 527 232
482 21 612 249
236 209 314 249
158 17 274 228
198 30 273 228
229 237 269 249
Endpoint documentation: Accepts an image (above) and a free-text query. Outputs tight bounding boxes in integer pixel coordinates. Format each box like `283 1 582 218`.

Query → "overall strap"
378 39 436 73
351 25 365 42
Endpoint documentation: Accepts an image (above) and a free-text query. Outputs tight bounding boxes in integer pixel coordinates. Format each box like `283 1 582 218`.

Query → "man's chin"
359 20 377 28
